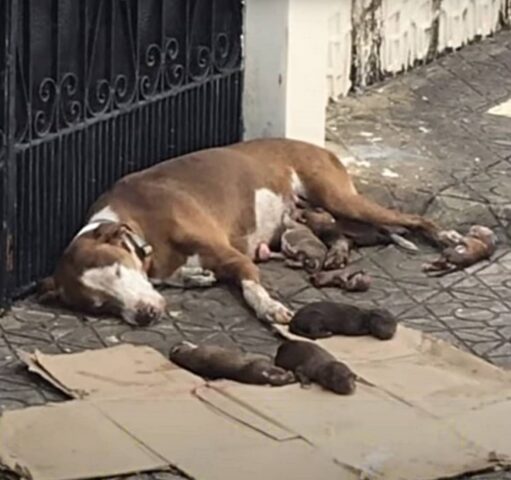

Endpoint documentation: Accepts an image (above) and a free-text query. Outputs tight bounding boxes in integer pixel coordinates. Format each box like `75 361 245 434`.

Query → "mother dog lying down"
39 138 438 326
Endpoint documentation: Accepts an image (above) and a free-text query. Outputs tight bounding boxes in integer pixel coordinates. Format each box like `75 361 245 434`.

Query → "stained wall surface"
327 0 511 98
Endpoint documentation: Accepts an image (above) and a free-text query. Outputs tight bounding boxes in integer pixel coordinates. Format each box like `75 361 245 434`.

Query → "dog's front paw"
242 280 293 324
263 299 293 324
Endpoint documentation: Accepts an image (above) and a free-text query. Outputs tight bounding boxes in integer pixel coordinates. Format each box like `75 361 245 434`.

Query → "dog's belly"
246 188 290 259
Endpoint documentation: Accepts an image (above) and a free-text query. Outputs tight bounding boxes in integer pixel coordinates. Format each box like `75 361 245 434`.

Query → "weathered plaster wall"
351 0 384 88
327 0 511 98
327 2 353 96
380 0 435 73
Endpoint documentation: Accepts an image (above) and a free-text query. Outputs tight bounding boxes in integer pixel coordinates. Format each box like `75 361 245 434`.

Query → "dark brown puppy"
294 206 418 252
423 225 497 276
275 340 356 395
289 301 397 340
169 341 295 386
310 268 371 292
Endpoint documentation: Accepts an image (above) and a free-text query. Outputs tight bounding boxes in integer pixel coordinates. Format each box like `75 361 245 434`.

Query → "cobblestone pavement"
2 32 511 480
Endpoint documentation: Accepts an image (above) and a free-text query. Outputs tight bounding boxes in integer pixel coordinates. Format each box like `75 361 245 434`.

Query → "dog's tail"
389 233 419 252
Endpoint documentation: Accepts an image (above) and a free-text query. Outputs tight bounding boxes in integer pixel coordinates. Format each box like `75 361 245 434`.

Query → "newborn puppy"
310 268 371 292
275 340 356 395
289 301 397 340
277 212 328 273
169 342 295 386
294 206 418 252
423 225 497 275
291 207 352 269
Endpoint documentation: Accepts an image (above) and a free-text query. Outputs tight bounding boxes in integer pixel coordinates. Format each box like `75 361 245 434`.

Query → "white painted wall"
243 0 337 146
327 0 509 99
381 0 434 73
326 1 353 104
438 0 502 50
243 0 289 140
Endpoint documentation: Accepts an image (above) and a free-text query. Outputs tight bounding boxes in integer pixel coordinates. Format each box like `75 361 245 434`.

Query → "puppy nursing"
278 213 329 273
259 207 374 291
261 205 429 293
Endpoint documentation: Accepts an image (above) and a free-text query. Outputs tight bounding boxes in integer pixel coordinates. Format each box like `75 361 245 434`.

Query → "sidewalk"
2 31 511 480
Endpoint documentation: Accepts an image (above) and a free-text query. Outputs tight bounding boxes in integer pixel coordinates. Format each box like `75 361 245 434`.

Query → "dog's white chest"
247 188 288 258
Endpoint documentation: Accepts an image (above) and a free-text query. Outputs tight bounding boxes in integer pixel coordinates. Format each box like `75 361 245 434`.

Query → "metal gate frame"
0 0 244 307
0 0 17 306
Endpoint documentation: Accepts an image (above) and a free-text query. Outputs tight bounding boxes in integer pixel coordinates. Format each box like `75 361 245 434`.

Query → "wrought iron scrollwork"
33 73 83 137
14 0 244 143
163 37 185 89
33 77 58 137
139 43 163 99
87 78 112 116
189 45 212 81
213 31 241 72
60 73 82 126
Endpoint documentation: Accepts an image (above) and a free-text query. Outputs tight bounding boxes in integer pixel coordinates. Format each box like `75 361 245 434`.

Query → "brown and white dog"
39 138 438 326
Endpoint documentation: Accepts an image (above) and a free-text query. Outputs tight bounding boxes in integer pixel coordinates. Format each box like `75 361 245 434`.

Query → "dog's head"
39 222 166 326
367 308 397 340
317 361 356 395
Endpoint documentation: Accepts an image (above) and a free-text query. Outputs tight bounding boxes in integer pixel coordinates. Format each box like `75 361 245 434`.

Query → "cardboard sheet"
17 344 204 399
487 98 511 117
2 326 511 480
275 325 511 418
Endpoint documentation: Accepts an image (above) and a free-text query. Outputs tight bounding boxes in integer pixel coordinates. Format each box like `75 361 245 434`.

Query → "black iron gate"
0 0 244 306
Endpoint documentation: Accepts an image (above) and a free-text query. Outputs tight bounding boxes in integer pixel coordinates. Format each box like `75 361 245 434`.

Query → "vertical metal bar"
82 0 91 207
157 0 165 161
54 0 60 131
34 143 42 281
225 72 232 144
144 102 150 167
48 0 58 271
160 0 165 94
108 0 115 184
169 95 176 157
18 152 26 286
201 81 206 149
0 0 19 303
236 69 243 140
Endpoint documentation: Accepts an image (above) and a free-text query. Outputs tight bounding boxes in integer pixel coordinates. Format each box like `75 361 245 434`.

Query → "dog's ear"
37 276 61 304
92 223 125 243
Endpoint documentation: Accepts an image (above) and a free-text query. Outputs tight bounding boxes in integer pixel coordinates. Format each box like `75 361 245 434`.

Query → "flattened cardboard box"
2 327 511 480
